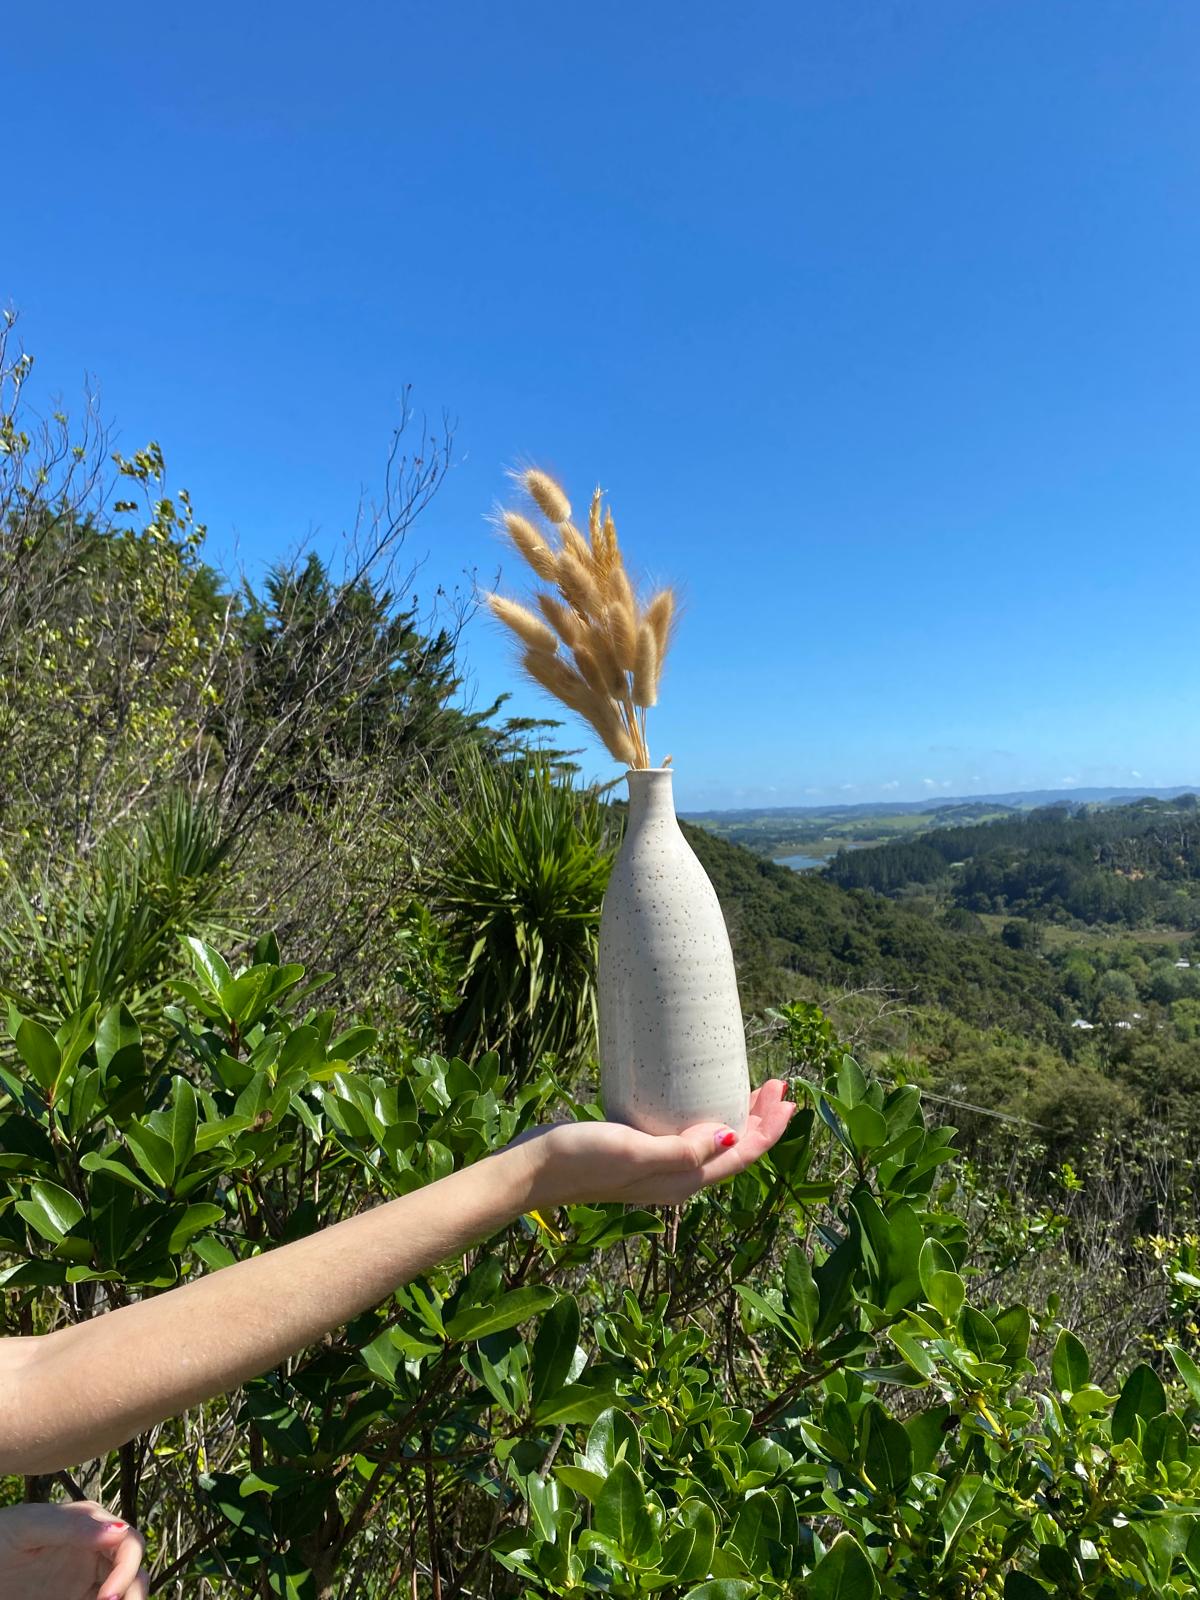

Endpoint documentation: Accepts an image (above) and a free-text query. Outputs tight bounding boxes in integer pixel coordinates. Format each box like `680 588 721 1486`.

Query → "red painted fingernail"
715 1129 737 1150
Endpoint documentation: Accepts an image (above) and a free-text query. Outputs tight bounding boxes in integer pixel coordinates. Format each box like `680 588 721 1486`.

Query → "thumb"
672 1121 740 1168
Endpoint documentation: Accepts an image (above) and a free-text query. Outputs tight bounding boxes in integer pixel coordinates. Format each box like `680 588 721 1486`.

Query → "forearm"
3 1143 540 1475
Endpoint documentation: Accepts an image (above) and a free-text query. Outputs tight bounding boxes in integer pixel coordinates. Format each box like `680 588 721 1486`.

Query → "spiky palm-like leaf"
423 747 617 1080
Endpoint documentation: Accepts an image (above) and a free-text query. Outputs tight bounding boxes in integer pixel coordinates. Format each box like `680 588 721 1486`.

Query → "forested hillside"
682 821 1068 1041
828 796 1200 927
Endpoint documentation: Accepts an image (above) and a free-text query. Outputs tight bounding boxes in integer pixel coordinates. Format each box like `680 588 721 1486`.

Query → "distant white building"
1072 1018 1095 1030
1176 960 1192 970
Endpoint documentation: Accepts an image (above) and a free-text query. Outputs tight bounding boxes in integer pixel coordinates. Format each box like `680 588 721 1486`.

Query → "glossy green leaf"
95 1003 142 1075
1050 1327 1089 1395
444 1285 557 1341
14 1018 60 1091
531 1293 581 1406
124 1120 176 1188
1168 1343 1200 1409
594 1461 655 1560
808 1533 877 1600
166 1203 224 1254
535 1383 620 1426
1112 1363 1167 1442
184 936 235 996
784 1244 819 1344
15 1179 85 1242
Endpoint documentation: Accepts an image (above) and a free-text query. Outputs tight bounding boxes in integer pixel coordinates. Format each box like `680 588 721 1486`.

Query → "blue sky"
7 1 1199 809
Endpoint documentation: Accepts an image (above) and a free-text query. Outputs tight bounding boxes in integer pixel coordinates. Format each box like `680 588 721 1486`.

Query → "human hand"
0 1501 148 1600
515 1078 796 1209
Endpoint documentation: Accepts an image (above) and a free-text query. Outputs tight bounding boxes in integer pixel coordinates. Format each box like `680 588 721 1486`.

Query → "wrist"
496 1125 568 1214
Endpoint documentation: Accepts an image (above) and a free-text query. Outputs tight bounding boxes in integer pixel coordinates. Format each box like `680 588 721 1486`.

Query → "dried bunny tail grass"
485 592 560 655
558 520 593 565
501 511 558 582
536 592 584 648
589 625 630 699
521 468 572 526
571 643 616 702
591 699 640 766
632 620 659 707
604 597 637 670
588 487 603 553
522 647 591 714
602 505 619 570
522 647 637 764
556 549 603 619
645 588 676 658
606 560 636 614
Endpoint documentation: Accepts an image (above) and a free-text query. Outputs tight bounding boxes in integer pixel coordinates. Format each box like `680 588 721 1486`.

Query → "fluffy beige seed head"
645 588 676 670
589 624 631 699
603 560 633 611
590 696 639 765
536 592 584 648
556 549 603 620
602 506 619 572
521 647 636 764
485 593 559 655
605 599 637 670
522 468 572 526
632 620 659 708
502 511 558 582
572 643 614 702
559 521 593 566
522 648 591 714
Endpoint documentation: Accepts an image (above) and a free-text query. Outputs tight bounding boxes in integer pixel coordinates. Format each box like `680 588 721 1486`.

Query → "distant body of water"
776 853 828 872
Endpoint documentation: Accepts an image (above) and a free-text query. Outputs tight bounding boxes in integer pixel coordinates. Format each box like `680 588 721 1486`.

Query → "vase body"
598 768 751 1136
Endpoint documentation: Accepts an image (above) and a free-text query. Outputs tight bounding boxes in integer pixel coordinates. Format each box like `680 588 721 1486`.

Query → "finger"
668 1121 740 1171
688 1099 799 1187
98 1527 147 1599
13 1502 128 1546
746 1078 790 1119
745 1093 799 1153
110 1567 150 1600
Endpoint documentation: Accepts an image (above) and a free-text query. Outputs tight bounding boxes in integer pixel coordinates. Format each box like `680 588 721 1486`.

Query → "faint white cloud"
840 783 858 792
803 786 821 795
1060 776 1079 787
921 777 937 789
881 780 900 791
1130 769 1143 779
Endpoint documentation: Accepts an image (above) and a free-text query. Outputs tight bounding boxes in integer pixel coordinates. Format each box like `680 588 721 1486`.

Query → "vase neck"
625 768 677 831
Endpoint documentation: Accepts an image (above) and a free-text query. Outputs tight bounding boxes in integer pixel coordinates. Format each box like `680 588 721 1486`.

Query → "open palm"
522 1078 797 1208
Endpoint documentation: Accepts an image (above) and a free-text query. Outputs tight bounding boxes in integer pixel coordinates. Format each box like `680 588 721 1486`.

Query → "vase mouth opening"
625 766 674 775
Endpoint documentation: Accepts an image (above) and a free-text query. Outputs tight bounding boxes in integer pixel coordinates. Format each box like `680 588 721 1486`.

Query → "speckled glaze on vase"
598 768 751 1136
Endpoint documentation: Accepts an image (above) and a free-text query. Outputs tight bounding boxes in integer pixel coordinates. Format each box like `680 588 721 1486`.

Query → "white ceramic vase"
598 767 751 1136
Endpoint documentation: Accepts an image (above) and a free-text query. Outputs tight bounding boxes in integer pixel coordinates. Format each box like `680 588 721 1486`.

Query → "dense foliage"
8 951 1200 1599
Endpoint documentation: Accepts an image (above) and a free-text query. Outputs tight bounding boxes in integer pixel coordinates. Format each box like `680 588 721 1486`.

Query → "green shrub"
4 946 1200 1597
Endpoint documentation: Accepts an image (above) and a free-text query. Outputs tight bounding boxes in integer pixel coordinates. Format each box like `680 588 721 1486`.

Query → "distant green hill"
825 795 1200 929
680 819 1068 1042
